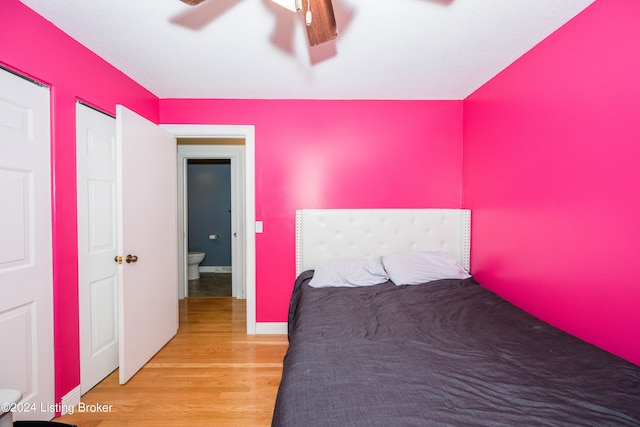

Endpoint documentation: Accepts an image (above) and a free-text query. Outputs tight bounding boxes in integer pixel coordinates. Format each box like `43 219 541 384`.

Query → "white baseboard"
61 385 81 415
255 322 287 335
199 266 232 273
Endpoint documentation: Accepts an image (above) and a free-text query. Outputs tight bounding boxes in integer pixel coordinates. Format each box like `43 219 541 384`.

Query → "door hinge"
114 256 123 264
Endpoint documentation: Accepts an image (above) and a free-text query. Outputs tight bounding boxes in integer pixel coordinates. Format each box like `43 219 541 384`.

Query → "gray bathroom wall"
187 159 232 268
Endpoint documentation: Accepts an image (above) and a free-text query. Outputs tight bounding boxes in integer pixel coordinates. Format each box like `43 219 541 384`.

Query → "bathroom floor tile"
188 273 232 297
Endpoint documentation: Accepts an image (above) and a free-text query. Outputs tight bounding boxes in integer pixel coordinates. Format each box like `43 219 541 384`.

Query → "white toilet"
187 251 206 280
0 389 22 427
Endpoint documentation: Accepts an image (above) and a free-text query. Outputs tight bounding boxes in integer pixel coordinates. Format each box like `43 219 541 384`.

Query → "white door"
0 69 55 420
76 103 118 393
116 105 178 384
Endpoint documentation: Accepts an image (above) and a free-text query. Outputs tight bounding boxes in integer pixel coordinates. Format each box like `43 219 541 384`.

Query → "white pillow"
308 256 390 288
382 251 470 285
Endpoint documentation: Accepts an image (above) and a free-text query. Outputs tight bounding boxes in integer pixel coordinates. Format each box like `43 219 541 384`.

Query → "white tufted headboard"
296 209 471 275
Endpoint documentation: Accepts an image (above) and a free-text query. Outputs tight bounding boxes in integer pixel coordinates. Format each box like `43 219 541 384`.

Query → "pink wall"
1 0 159 407
463 0 640 365
14 0 634 412
160 99 464 320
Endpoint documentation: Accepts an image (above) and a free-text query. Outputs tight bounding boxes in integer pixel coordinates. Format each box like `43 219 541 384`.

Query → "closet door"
77 103 119 393
0 68 55 421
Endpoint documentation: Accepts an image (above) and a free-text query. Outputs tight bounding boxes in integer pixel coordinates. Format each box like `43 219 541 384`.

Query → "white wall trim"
162 124 257 335
255 322 288 335
60 385 81 415
199 266 232 273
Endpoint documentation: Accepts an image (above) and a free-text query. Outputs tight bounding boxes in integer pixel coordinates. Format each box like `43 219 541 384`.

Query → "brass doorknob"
126 254 138 263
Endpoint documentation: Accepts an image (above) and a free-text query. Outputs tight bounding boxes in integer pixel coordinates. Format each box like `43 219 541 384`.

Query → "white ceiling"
20 0 595 100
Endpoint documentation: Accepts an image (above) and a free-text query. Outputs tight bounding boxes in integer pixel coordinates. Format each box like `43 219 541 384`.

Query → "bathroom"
186 158 232 296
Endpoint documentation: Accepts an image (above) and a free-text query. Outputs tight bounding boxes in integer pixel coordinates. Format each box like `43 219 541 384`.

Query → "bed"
272 209 640 427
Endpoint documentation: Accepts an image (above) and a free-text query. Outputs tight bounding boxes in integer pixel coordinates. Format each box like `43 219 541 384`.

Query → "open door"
116 105 178 384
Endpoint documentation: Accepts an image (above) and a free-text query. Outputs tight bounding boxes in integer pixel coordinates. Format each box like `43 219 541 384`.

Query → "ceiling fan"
180 0 338 46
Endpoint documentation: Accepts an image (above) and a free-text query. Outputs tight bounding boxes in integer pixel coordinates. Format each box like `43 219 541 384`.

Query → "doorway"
186 158 232 297
166 124 257 334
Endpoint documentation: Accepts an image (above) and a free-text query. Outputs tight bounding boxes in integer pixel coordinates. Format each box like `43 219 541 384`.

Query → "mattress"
272 271 640 426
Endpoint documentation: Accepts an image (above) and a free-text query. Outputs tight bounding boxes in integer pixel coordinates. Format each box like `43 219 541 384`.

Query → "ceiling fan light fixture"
179 0 207 6
271 0 299 12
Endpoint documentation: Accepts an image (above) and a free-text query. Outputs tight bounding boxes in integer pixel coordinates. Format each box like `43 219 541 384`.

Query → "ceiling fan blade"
303 0 338 46
180 0 207 5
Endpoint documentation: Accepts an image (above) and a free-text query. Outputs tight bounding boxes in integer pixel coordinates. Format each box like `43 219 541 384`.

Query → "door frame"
163 124 256 335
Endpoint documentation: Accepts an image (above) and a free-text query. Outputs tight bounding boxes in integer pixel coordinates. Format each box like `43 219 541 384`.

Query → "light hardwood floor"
55 298 289 427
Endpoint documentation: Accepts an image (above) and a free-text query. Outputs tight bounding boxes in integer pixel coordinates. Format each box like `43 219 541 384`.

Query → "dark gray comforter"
272 271 640 426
